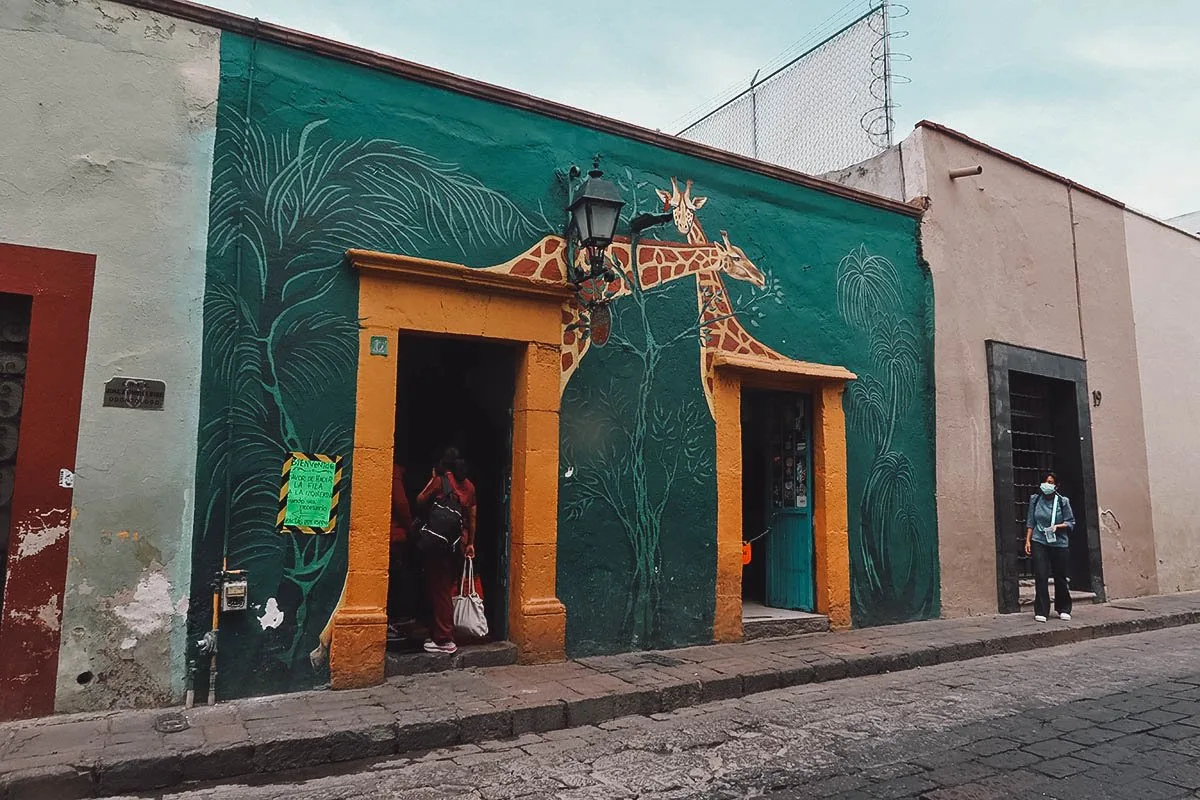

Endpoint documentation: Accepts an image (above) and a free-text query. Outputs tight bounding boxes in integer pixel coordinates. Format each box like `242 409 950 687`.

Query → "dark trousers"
1032 541 1072 618
424 551 457 644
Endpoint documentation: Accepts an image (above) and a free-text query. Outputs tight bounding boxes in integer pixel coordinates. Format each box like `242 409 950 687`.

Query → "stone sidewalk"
3 592 1200 799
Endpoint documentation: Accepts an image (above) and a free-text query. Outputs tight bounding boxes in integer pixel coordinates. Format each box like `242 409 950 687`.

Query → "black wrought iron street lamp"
558 158 674 349
565 158 625 284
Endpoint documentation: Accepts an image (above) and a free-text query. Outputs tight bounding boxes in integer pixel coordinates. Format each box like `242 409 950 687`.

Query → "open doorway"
987 341 1105 614
1007 371 1095 608
741 389 816 615
390 333 518 648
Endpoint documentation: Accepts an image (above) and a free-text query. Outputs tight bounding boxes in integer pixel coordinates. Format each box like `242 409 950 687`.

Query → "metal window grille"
1009 372 1056 580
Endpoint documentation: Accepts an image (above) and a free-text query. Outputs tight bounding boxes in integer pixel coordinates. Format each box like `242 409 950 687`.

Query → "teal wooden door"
765 394 815 611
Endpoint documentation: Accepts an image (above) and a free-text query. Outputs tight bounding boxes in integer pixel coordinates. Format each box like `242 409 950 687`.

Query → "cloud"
1068 28 1199 72
906 14 1200 218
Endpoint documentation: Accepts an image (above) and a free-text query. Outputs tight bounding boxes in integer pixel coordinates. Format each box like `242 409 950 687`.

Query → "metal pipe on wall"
949 165 983 179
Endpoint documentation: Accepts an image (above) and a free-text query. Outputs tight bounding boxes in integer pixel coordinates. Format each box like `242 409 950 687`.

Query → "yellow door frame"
711 353 856 642
329 249 574 689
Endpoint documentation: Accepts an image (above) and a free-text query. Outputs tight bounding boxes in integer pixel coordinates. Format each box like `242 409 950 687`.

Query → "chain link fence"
676 2 904 175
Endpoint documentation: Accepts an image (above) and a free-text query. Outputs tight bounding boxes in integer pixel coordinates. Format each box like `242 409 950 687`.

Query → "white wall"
0 0 218 711
1126 211 1200 593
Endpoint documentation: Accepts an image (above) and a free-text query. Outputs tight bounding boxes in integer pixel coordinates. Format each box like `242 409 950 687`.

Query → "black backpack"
416 475 463 556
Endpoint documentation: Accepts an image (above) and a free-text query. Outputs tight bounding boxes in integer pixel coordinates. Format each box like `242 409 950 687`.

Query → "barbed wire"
674 1 909 176
668 0 876 133
863 2 911 149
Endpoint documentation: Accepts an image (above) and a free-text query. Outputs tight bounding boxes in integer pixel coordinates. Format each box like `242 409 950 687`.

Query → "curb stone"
2 605 1199 798
0 764 92 800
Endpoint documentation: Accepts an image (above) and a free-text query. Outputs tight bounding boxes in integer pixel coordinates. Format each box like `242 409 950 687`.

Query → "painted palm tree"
836 245 937 621
196 110 537 688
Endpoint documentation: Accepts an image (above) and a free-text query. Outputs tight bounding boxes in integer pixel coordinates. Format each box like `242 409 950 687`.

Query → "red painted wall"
0 244 95 721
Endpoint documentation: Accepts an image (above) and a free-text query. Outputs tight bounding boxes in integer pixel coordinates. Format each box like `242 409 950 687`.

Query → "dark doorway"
392 334 517 642
741 389 815 611
988 342 1104 614
1008 371 1092 589
742 392 769 605
0 293 31 622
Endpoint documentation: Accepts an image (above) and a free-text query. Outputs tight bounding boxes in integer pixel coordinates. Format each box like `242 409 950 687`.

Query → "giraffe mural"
481 226 771 398
193 31 935 698
655 178 794 415
477 186 787 645
480 175 795 413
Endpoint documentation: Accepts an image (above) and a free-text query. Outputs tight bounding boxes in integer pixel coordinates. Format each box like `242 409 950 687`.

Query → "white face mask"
1040 482 1056 496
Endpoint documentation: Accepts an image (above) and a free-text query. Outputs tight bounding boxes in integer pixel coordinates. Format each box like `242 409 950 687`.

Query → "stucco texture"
0 0 218 710
912 127 1156 615
1071 193 1156 600
193 33 936 699
1126 212 1200 593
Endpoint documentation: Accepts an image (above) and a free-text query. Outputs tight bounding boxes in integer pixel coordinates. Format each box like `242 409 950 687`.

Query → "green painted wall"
192 32 939 698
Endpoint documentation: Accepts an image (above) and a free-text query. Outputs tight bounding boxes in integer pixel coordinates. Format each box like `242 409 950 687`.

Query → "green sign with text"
278 453 342 533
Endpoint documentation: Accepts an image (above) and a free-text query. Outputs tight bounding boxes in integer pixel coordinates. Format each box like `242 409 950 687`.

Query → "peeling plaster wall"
1126 212 1200 594
0 0 218 711
820 146 907 203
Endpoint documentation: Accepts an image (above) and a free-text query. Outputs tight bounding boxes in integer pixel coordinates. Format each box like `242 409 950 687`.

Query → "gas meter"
220 571 249 612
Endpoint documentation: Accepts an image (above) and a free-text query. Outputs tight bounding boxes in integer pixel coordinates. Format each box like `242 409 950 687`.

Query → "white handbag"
453 558 489 639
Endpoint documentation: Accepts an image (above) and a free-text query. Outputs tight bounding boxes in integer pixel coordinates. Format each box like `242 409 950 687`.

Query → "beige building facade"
826 121 1177 616
1125 212 1200 595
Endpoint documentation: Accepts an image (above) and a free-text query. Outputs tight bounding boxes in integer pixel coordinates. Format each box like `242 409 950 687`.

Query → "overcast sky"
205 0 1199 219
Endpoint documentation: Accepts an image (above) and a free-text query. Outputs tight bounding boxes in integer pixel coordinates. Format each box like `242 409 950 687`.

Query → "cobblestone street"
111 625 1200 799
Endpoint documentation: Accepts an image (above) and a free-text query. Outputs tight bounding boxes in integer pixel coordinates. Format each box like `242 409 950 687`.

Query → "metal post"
881 0 894 147
749 69 760 160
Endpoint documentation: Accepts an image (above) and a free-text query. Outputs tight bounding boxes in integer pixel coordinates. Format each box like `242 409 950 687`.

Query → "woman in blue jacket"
1024 472 1076 623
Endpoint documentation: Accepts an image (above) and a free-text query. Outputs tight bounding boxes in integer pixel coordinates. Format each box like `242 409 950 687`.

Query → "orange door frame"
711 353 855 642
328 249 574 689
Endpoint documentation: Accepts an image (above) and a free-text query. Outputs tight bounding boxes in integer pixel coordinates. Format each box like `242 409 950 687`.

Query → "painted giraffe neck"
610 237 726 292
482 187 792 410
482 235 731 294
481 235 740 397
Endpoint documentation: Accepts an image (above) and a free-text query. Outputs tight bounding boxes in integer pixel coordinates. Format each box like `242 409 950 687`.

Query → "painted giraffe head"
713 230 765 288
655 177 708 239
